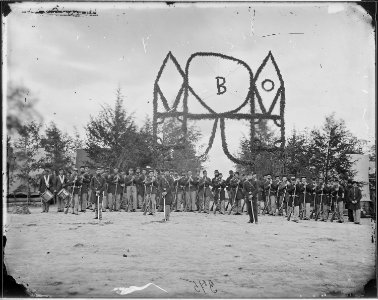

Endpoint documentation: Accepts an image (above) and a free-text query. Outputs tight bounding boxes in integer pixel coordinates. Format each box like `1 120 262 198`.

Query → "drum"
57 188 70 200
41 190 54 202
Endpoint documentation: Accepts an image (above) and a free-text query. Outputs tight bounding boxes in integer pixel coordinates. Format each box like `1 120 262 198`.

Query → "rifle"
228 182 240 215
96 192 101 223
213 187 221 214
65 177 76 214
249 192 256 223
262 182 271 215
300 184 307 220
330 192 338 222
278 184 287 215
163 188 167 221
287 184 297 221
315 188 324 221
143 182 148 215
173 183 178 211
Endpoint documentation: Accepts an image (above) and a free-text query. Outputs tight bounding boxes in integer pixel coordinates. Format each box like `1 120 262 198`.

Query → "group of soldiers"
38 166 363 224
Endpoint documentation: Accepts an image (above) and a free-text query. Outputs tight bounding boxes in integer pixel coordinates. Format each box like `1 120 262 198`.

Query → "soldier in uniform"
184 170 198 212
349 180 362 224
213 172 226 214
137 168 147 210
198 170 213 213
79 166 91 212
298 176 312 220
225 170 234 210
229 171 244 215
314 177 326 221
263 174 274 215
125 168 138 212
278 175 289 217
258 175 267 215
55 168 68 212
272 175 281 215
160 169 174 221
107 167 123 212
244 172 259 224
345 179 355 222
102 167 110 211
39 167 54 213
119 170 126 211
331 178 345 223
177 171 186 211
91 167 105 220
320 179 333 221
144 169 159 215
171 171 180 212
287 176 300 222
67 167 82 215
84 166 93 210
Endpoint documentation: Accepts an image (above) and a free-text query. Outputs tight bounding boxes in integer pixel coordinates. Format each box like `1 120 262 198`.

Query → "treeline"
6 85 204 195
236 114 372 183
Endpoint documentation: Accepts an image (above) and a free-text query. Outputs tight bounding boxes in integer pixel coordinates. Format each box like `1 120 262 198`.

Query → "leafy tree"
6 83 42 194
154 118 204 172
13 121 42 203
85 88 142 169
308 114 364 182
39 122 73 174
284 129 311 177
236 120 282 175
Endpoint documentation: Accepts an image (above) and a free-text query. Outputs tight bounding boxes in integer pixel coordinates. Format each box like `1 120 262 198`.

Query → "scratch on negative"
142 37 148 54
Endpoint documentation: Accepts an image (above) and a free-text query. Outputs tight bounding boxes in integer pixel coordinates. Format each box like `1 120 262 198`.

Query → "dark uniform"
212 175 226 214
349 182 362 224
198 172 213 213
243 176 259 223
55 173 68 212
331 180 345 223
278 179 289 216
287 178 301 222
229 175 244 215
39 172 54 213
320 182 333 221
91 171 105 219
160 174 174 220
67 172 82 215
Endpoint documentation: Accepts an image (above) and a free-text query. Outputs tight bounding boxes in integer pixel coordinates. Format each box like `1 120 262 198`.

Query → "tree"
6 83 42 194
308 113 364 182
284 129 312 177
13 121 42 203
39 122 73 174
236 120 281 176
138 117 204 171
85 88 142 169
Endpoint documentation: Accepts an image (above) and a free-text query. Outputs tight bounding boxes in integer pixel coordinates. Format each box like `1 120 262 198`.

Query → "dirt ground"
3 204 376 298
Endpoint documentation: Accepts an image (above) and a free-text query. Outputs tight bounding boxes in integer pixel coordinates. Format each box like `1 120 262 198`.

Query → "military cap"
229 170 234 174
214 170 219 173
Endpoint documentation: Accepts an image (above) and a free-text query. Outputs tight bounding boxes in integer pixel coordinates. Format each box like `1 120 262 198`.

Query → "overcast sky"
5 2 375 174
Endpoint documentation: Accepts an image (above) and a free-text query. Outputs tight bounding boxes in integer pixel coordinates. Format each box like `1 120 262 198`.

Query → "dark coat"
39 174 54 193
348 186 362 210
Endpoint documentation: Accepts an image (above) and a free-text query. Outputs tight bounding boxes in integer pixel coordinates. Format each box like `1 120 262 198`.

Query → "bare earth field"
4 205 376 298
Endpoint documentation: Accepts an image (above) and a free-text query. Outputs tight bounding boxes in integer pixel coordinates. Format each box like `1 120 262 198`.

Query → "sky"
5 2 375 174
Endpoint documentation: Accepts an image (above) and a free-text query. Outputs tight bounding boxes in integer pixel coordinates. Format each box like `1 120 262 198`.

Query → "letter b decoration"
152 51 285 166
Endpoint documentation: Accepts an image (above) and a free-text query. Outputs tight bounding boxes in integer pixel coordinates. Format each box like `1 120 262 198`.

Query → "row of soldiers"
38 166 363 224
